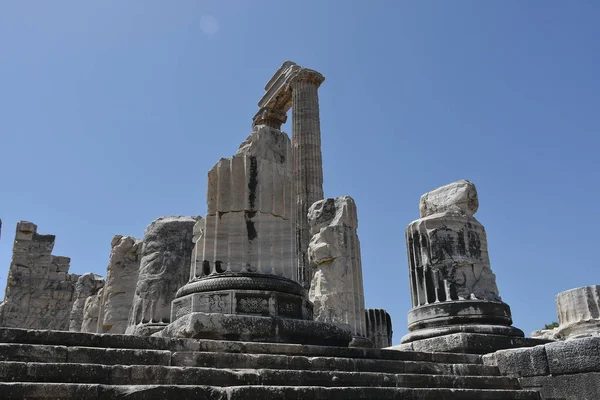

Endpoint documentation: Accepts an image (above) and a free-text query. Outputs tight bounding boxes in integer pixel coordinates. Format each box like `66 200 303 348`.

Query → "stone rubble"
308 196 371 347
0 221 78 331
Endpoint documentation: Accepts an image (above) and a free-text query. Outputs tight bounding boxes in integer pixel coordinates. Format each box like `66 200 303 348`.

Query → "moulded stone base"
157 312 352 346
392 332 550 354
171 290 313 323
407 300 513 331
401 324 524 344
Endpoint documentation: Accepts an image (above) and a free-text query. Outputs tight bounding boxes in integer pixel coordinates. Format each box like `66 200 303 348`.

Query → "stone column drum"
161 125 351 346
365 309 393 348
308 196 371 347
125 216 197 336
401 180 524 346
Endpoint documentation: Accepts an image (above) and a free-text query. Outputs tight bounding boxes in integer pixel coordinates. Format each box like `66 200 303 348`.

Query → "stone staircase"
0 328 540 399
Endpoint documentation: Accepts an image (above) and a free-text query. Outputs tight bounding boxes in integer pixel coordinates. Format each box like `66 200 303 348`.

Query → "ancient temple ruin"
3 61 600 399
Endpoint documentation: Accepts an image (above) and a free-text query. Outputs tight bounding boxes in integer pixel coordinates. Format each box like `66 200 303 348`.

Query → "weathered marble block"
68 273 105 332
0 221 78 331
535 286 600 340
126 216 197 336
97 235 141 334
308 196 371 347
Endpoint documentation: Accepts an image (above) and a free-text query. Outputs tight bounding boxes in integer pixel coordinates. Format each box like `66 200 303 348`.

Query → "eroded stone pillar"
290 69 325 289
401 180 524 350
81 288 103 333
97 235 142 334
0 221 78 330
308 196 371 347
125 216 197 336
69 273 105 332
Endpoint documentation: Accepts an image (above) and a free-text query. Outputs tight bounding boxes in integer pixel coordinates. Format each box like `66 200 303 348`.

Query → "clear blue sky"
1 1 599 343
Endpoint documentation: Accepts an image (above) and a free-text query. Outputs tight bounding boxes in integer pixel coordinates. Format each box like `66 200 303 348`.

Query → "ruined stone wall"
0 221 78 330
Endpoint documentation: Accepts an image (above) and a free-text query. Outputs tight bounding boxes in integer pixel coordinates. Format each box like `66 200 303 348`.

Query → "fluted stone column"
366 309 393 348
400 180 525 352
160 124 351 346
290 69 325 289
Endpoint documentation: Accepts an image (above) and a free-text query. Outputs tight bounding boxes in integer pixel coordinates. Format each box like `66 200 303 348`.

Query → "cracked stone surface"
308 196 369 344
0 221 78 330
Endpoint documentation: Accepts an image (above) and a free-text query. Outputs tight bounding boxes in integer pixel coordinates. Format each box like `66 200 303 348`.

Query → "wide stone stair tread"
0 328 540 399
0 328 481 363
0 343 498 376
0 383 542 400
0 362 520 389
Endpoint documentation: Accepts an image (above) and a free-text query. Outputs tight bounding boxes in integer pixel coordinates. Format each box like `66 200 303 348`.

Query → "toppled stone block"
419 180 479 218
0 221 77 330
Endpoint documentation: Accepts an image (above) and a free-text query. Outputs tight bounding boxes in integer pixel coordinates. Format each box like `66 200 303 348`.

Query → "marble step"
0 327 481 364
0 362 520 390
0 383 542 400
0 344 498 376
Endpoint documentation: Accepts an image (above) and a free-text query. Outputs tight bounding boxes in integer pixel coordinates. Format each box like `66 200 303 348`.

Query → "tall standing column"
290 69 325 289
